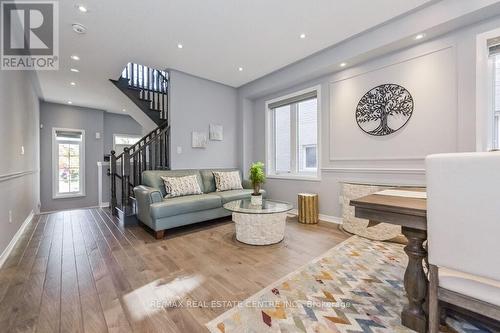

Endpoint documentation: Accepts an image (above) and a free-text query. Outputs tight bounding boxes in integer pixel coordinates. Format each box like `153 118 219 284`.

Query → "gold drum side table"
298 193 319 224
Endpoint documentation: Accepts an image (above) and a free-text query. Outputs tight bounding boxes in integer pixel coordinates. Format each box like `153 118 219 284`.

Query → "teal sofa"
133 169 265 238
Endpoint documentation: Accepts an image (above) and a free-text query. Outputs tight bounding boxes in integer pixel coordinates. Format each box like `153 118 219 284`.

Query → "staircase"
109 63 170 220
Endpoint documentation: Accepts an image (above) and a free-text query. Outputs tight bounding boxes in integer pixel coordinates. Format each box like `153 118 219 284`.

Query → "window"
266 87 320 179
52 128 85 198
303 145 317 169
493 54 500 149
113 134 141 155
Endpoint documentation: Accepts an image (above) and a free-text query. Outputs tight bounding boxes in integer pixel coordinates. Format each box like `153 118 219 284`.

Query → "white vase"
251 194 263 206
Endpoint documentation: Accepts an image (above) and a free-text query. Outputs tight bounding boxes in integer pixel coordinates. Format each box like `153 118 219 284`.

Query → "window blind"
55 130 82 140
268 91 317 110
488 37 500 56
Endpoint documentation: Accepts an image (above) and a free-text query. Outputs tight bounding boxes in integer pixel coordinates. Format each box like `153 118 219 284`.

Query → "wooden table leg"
401 226 428 333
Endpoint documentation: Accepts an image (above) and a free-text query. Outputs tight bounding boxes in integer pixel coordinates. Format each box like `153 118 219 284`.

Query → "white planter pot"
250 195 263 206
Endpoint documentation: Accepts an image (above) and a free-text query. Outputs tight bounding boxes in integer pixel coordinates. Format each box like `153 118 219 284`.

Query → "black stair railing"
120 63 169 121
109 63 171 218
110 121 170 216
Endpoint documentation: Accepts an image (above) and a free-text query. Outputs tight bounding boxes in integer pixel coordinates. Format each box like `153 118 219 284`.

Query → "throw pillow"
213 171 243 192
161 175 203 198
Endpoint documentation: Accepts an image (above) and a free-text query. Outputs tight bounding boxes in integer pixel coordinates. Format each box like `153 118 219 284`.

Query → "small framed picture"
209 124 223 141
192 131 208 148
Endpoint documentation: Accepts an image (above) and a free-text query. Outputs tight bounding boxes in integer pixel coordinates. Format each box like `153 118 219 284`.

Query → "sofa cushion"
215 189 256 204
200 169 241 193
150 194 222 219
439 267 500 307
142 170 203 197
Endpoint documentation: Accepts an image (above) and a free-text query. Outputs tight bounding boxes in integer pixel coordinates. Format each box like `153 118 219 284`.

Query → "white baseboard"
100 202 110 208
0 210 35 269
288 209 343 224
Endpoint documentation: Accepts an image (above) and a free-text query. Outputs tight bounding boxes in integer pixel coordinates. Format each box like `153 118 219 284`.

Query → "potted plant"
249 162 266 205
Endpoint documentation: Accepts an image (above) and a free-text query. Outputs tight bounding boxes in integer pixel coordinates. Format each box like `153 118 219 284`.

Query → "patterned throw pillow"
213 171 243 192
161 175 203 198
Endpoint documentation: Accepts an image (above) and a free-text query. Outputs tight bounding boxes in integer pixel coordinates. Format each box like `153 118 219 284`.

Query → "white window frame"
113 133 141 154
491 54 500 150
52 127 86 199
265 85 321 181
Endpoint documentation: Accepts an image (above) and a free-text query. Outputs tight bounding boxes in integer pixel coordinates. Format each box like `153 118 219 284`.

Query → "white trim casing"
0 210 34 268
476 28 500 152
52 127 86 199
265 85 322 181
97 161 110 208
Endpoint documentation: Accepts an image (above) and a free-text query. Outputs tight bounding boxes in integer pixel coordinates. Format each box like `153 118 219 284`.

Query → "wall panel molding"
321 167 425 175
329 45 458 161
0 170 36 183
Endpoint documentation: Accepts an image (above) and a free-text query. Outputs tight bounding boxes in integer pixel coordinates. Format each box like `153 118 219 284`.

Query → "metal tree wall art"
355 84 414 136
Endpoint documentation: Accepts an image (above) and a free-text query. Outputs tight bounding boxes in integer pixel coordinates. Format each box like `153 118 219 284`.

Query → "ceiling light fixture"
238 67 243 72
340 62 347 67
70 82 76 86
71 55 80 61
77 5 88 13
68 101 73 104
122 108 126 112
70 68 79 73
415 33 425 40
300 33 306 39
177 43 183 49
72 23 87 34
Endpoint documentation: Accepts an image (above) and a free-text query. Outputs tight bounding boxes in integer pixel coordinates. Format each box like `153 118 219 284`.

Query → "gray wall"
169 70 239 169
39 102 141 212
237 11 500 218
0 70 40 256
103 112 144 154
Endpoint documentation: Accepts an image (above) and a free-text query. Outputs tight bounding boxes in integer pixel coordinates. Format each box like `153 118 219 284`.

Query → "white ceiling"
36 0 435 115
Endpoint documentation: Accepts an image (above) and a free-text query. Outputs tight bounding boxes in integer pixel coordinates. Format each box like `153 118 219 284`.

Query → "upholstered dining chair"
426 152 500 332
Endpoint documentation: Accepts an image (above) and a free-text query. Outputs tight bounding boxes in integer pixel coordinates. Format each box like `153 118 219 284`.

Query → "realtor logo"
1 1 58 70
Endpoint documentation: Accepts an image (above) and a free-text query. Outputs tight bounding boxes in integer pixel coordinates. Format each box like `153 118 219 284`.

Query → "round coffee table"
223 199 293 245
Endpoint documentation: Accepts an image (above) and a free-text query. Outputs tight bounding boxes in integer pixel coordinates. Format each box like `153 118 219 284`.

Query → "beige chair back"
426 152 500 281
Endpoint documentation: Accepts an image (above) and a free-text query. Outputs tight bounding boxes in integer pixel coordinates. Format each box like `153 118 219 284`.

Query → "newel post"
110 150 117 215
122 147 131 209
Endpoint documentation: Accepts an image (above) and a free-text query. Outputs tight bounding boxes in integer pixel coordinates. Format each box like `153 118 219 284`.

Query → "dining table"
350 188 428 333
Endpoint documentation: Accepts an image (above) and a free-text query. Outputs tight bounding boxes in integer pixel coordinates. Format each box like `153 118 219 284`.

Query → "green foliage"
249 161 266 187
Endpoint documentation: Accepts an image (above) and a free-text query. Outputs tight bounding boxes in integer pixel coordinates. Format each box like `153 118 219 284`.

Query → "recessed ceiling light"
238 67 243 72
340 62 347 67
68 101 73 104
70 82 76 86
71 55 80 61
415 33 425 40
122 108 126 112
300 33 306 39
70 68 79 73
177 43 183 49
77 5 88 13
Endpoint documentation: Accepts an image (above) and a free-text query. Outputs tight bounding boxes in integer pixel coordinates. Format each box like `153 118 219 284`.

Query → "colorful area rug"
206 236 492 333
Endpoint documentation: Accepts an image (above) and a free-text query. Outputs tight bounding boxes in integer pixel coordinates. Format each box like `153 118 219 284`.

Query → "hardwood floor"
0 208 349 333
